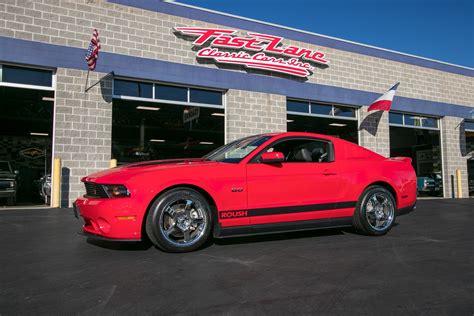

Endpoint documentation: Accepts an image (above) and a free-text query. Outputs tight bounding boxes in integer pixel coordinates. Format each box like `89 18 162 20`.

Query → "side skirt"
215 217 353 238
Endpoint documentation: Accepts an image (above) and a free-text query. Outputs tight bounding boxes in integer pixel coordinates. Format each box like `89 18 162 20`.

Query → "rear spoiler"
388 157 412 164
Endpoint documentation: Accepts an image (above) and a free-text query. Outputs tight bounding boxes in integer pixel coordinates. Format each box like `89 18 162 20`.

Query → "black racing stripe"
247 201 356 217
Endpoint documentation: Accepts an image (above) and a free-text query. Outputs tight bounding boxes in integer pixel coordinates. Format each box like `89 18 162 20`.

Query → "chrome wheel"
365 193 395 231
159 198 208 247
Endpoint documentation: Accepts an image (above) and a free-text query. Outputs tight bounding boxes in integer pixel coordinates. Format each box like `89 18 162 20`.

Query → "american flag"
85 29 100 71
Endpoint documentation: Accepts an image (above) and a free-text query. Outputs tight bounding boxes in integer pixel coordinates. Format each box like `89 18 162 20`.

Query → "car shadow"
84 224 400 251
214 227 352 246
86 238 153 251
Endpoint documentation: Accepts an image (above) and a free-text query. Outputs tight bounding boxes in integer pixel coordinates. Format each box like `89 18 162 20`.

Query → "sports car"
74 132 417 252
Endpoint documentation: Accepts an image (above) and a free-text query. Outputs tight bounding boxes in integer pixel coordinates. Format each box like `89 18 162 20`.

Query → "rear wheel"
146 188 212 252
353 185 396 235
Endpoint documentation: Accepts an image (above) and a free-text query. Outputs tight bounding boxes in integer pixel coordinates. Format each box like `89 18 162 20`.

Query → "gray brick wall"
0 0 472 108
440 117 469 198
54 68 113 206
226 90 286 142
1 0 473 203
358 108 390 157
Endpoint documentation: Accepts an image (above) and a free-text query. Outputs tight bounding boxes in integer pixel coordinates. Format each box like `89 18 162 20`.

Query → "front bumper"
0 190 15 198
74 197 143 240
77 230 141 242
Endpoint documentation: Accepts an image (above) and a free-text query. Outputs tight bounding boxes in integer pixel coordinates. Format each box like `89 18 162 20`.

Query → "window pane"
333 106 355 118
310 103 332 116
287 100 309 113
464 121 474 131
114 80 152 98
2 65 52 87
389 112 403 124
190 88 222 105
422 117 438 128
269 139 331 163
404 115 424 127
155 84 187 102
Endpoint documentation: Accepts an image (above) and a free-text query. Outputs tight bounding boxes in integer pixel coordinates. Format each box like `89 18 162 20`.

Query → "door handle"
322 170 337 176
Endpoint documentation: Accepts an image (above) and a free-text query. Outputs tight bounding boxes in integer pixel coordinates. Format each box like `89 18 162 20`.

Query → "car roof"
263 132 345 143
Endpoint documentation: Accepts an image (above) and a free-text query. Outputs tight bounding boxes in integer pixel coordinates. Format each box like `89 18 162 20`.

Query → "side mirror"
14 170 19 175
260 151 285 163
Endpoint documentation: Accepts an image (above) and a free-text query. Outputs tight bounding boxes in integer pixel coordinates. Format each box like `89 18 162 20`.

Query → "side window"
266 139 331 163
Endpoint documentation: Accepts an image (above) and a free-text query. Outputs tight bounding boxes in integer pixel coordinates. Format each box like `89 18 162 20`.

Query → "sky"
177 0 474 68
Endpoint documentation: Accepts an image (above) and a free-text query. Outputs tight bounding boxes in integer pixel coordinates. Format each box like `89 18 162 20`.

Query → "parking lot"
0 199 473 315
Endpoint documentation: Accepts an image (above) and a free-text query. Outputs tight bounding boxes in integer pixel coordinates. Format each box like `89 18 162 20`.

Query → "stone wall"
226 90 286 142
440 117 469 198
358 108 390 157
0 0 472 107
54 68 113 206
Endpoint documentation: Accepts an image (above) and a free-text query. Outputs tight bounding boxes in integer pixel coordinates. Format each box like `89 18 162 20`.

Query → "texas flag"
368 82 400 111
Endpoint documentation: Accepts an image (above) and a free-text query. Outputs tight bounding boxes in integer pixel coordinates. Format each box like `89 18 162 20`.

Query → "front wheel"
145 188 212 252
353 185 396 236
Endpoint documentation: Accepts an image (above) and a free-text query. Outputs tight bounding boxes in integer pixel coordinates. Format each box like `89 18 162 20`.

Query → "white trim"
112 94 225 110
389 123 440 131
288 97 359 109
388 111 440 130
114 76 226 92
439 118 447 198
287 111 358 121
171 1 474 71
223 90 228 144
0 82 54 91
50 79 58 208
51 69 57 90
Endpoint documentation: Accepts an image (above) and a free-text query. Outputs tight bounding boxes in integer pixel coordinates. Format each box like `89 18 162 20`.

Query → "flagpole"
84 69 90 92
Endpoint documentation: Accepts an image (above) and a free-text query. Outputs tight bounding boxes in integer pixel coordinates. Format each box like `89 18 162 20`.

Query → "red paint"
368 99 392 111
175 27 329 78
74 132 417 240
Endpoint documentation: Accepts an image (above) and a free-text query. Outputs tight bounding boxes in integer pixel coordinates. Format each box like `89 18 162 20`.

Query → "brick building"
0 0 473 206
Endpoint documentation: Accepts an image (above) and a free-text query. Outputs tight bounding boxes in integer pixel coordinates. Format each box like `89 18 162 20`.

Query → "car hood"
82 158 221 183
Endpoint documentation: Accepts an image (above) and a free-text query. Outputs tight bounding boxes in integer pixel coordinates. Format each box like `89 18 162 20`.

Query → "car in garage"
74 132 417 252
0 161 18 206
417 174 441 195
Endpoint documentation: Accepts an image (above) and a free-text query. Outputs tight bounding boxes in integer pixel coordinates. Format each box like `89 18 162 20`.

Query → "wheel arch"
364 181 398 208
141 183 219 241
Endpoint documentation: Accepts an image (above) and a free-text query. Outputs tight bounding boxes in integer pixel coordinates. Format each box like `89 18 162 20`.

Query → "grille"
84 182 108 198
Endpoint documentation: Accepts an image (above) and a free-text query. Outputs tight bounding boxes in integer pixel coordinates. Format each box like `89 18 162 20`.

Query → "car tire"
352 185 396 236
146 188 212 253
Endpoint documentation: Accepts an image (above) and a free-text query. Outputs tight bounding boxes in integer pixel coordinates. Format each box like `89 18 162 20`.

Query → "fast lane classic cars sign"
175 27 329 78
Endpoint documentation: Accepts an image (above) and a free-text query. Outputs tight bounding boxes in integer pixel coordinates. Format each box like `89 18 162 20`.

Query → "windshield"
0 162 12 173
203 135 272 163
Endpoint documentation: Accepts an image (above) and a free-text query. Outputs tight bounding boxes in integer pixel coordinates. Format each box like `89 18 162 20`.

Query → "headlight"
9 181 14 188
102 184 130 198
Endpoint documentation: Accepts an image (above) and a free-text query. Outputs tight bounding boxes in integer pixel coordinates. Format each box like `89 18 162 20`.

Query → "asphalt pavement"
0 199 473 315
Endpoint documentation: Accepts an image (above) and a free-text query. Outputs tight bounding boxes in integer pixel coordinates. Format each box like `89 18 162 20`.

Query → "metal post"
110 159 117 168
456 169 462 198
52 158 61 208
451 175 455 198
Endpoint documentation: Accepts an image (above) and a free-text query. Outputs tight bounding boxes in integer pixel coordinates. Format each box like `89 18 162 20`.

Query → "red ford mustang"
74 132 416 252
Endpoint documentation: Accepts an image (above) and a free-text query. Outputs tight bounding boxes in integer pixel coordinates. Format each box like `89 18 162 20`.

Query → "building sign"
19 148 45 159
175 27 329 78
